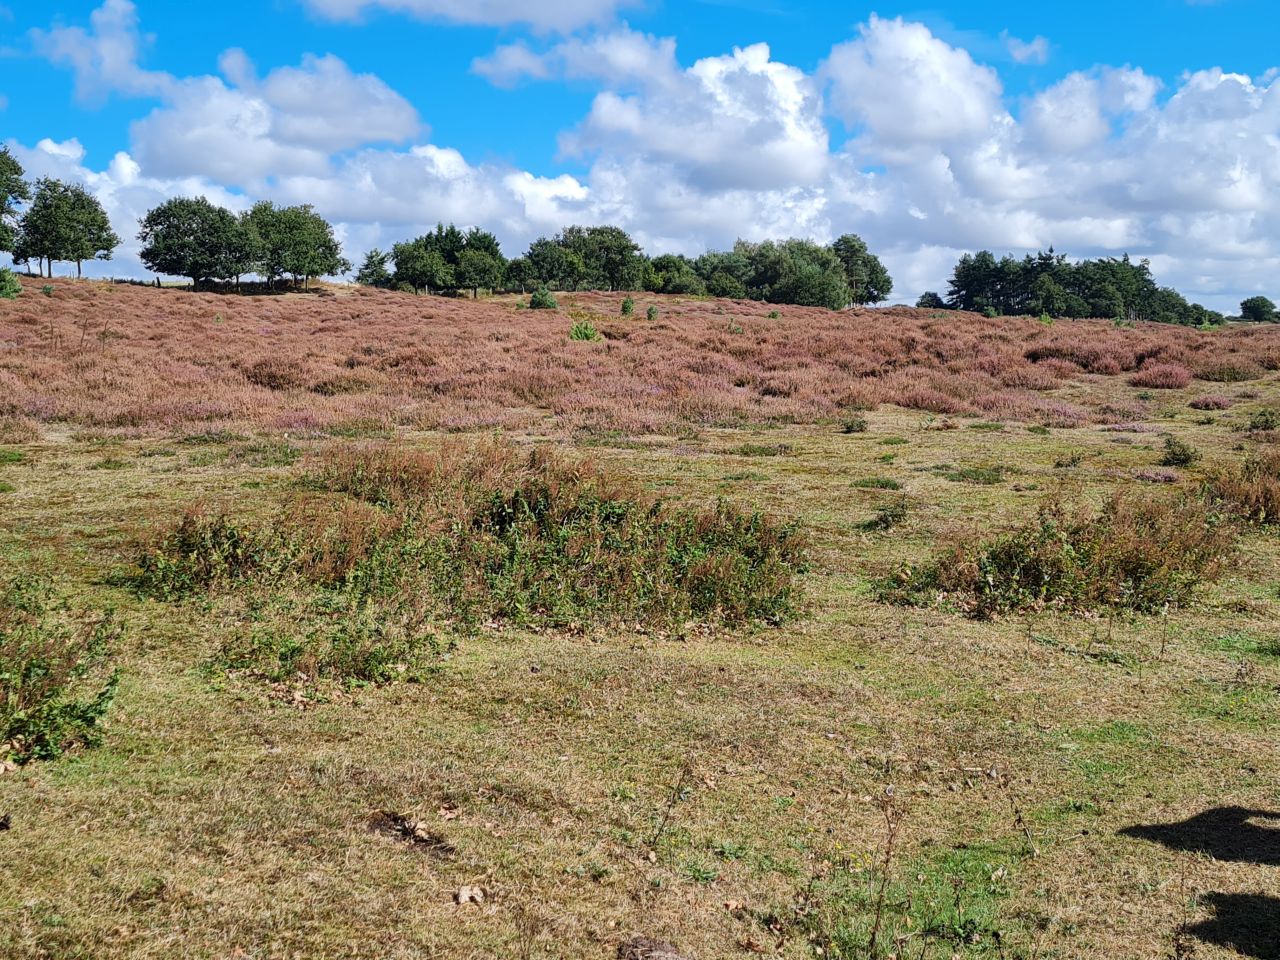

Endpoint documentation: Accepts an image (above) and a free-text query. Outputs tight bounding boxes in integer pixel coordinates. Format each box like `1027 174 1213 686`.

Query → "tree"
14 179 118 278
1241 296 1277 323
455 248 503 298
138 196 249 290
276 205 348 289
558 225 644 290
526 237 585 290
355 248 393 288
0 147 30 255
648 254 707 295
831 233 892 305
739 238 851 310
392 239 452 294
505 257 535 293
916 291 946 309
65 185 120 278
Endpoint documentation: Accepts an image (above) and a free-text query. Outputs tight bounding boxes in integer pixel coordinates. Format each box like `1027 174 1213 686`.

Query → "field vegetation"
1 277 1279 959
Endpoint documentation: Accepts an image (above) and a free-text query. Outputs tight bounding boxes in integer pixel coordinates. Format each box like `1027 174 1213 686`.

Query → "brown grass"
3 280 1280 436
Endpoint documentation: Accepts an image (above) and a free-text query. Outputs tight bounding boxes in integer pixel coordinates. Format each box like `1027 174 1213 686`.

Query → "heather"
4 279 1280 437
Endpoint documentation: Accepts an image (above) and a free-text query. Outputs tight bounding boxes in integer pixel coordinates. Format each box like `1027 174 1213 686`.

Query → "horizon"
2 0 1279 312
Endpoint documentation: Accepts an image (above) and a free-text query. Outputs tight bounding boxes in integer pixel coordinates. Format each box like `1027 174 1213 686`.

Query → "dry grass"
1 284 1279 959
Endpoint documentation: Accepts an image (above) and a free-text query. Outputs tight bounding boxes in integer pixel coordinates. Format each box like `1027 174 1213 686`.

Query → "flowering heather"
3 280 1279 437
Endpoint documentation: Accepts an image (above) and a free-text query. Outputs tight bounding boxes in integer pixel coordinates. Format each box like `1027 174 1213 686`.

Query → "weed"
968 421 1005 432
861 498 909 532
1027 425 1051 436
1244 409 1280 433
41 284 54 297
942 465 1006 485
1205 449 1280 524
852 477 901 491
734 443 793 458
886 492 1235 618
1054 451 1084 469
767 310 781 319
841 414 869 434
1 575 122 765
0 481 13 494
1160 436 1201 468
880 437 909 446
0 449 24 465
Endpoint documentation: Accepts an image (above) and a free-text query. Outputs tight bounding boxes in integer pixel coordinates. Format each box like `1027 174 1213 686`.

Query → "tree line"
916 248 1239 327
360 227 894 310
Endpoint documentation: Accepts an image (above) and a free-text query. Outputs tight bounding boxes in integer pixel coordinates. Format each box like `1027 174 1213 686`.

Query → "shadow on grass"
1123 808 1280 959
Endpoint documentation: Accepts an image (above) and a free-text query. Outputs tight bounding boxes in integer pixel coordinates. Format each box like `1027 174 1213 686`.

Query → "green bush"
1 576 121 765
841 414 869 434
529 287 557 310
569 318 601 341
852 477 901 490
860 498 909 531
139 441 809 683
1160 435 1201 468
621 297 634 316
646 305 659 321
884 493 1234 619
0 268 21 301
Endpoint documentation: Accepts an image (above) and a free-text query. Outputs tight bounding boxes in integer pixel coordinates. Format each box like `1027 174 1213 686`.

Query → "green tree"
15 179 118 279
1241 295 1277 323
505 256 535 293
526 237 585 290
392 239 452 294
916 291 946 309
648 253 707 295
456 248 503 298
0 147 30 256
276 205 348 289
558 225 644 290
138 196 248 290
739 238 851 310
355 248 393 288
830 233 893 305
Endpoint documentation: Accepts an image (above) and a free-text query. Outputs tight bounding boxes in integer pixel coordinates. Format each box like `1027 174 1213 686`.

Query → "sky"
2 0 1278 310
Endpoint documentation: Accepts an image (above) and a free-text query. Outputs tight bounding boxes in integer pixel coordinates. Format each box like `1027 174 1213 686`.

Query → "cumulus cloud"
301 0 631 33
1003 32 1049 65
17 1 1280 309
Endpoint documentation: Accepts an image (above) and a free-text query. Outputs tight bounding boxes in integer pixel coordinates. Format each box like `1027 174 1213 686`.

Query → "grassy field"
1 283 1279 959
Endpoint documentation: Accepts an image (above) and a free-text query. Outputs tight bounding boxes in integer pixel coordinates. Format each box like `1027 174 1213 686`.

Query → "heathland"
1 280 1279 959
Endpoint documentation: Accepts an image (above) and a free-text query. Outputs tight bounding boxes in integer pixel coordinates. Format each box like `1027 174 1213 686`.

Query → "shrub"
860 498 909 531
941 465 1006 485
1206 450 1280 524
40 285 54 297
1245 409 1280 433
569 319 602 342
1195 360 1263 383
529 287 557 310
621 297 634 316
1 576 121 765
884 492 1234 618
1190 395 1233 411
1160 436 1201 468
1129 364 1192 389
0 268 21 300
139 441 808 660
841 414 869 434
646 305 659 321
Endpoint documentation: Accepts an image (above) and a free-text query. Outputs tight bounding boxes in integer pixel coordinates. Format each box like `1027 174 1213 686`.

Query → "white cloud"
824 15 1006 147
301 0 631 33
19 1 1280 311
30 0 173 103
1003 32 1049 66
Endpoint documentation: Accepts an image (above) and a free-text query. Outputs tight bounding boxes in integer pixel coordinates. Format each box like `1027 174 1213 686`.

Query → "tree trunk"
77 260 82 279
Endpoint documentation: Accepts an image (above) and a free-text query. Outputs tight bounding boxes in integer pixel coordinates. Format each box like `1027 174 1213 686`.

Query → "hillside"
1 280 1279 960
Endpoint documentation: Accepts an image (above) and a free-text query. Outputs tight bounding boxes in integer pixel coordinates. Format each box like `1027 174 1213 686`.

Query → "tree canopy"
1240 295 1277 323
0 147 30 255
831 233 893 305
944 248 1224 326
138 197 250 289
14 178 119 278
386 223 505 295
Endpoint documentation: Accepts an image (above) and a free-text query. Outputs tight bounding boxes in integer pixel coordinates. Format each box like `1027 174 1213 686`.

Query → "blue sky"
3 0 1279 308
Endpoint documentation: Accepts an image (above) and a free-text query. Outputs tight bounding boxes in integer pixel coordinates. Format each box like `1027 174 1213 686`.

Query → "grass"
2 283 1280 959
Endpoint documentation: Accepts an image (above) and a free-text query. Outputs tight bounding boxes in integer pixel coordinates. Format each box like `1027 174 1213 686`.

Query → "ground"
0 282 1278 959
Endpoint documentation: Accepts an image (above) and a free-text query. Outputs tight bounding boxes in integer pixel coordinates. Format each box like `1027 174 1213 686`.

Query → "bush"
1245 409 1280 433
841 414 868 434
1160 436 1201 468
1190 395 1233 411
1195 360 1263 383
1129 364 1192 389
884 492 1234 618
851 477 900 490
0 268 21 300
1 576 121 765
569 318 602 342
621 297 634 316
138 441 809 670
860 498 909 531
529 287 557 310
646 305 659 321
1206 450 1280 525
